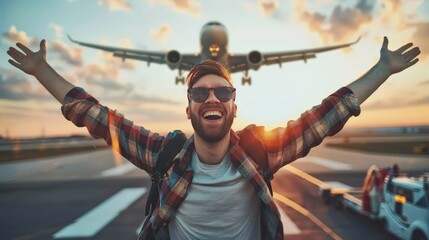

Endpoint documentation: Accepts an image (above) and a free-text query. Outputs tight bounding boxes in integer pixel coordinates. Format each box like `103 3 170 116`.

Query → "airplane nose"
200 27 228 46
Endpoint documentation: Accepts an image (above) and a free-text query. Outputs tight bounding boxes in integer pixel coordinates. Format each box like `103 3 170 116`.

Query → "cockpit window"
206 21 221 26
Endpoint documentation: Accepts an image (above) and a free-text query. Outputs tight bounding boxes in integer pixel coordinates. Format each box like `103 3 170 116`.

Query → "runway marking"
299 157 353 170
283 165 331 188
280 165 345 239
276 201 301 234
136 221 144 235
274 192 342 240
100 162 135 176
324 181 354 190
53 187 146 239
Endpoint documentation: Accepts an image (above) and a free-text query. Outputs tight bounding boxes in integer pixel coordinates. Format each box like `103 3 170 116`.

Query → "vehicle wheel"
384 216 390 232
321 189 331 205
412 230 427 240
333 195 343 209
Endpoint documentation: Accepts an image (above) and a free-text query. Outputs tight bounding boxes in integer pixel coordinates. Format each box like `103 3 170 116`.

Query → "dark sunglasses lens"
215 87 234 102
191 88 209 103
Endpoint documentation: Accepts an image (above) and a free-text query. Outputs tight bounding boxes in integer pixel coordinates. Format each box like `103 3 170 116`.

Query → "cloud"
87 86 182 106
329 3 373 41
0 70 50 101
409 96 429 105
150 24 172 43
128 93 181 105
259 0 280 16
98 0 132 12
99 38 138 70
294 0 375 43
418 80 429 86
364 99 403 109
3 26 38 47
49 23 63 38
76 62 125 90
140 107 184 122
49 40 83 66
148 0 201 17
121 106 184 122
410 22 429 59
242 0 285 20
364 95 429 110
3 26 84 67
356 0 374 14
289 0 429 58
378 0 429 59
101 52 137 70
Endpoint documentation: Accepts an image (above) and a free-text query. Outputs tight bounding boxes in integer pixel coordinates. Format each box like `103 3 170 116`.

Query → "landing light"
210 44 220 57
395 195 406 204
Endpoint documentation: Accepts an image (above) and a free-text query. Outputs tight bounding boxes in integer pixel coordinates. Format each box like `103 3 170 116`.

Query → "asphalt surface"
1 139 428 240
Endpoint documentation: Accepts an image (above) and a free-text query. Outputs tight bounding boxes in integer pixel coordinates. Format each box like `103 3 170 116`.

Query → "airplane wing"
68 35 200 71
228 37 360 73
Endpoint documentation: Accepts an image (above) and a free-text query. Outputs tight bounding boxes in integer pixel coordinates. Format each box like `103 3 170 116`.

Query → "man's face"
186 74 237 143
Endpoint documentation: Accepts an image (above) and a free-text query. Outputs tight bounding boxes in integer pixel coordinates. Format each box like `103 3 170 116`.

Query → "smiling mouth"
203 110 223 120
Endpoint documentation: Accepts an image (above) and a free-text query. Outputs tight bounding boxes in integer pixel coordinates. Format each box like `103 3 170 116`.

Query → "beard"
189 106 234 143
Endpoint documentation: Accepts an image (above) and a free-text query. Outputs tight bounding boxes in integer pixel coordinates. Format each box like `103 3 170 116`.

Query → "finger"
40 39 46 52
8 59 23 71
382 36 388 50
7 47 26 62
396 42 413 54
16 42 33 55
406 58 419 68
404 47 421 62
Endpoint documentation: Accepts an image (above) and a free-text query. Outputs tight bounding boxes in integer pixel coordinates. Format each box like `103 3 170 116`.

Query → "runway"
1 139 428 239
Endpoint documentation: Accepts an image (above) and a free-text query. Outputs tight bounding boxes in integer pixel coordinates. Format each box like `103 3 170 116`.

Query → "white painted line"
100 162 135 177
299 157 353 170
136 220 144 235
276 201 301 235
53 187 147 239
324 181 354 190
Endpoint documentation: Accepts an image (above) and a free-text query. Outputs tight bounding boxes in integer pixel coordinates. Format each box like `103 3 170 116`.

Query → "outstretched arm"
347 37 420 104
8 39 167 174
7 40 75 104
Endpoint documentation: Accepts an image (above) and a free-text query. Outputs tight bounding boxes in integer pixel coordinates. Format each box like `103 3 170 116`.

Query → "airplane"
68 21 360 85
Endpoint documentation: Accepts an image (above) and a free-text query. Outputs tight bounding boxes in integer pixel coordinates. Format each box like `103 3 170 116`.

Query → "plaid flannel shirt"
61 87 360 240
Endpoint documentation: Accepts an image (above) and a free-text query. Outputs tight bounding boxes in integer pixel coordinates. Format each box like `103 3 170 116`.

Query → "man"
7 37 420 239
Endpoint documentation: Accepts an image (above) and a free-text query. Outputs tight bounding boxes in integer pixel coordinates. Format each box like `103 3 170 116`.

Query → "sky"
0 0 428 138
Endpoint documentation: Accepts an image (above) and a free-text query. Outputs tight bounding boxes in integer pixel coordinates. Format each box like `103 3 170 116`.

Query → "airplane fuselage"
199 22 229 67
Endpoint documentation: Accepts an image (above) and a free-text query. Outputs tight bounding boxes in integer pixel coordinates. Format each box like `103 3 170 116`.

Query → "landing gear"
175 69 185 85
175 76 185 85
242 70 251 85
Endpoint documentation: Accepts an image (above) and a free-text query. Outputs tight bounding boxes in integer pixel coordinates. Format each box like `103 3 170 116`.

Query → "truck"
321 172 429 240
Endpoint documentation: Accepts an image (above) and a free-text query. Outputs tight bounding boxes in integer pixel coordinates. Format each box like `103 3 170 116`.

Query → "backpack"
142 128 273 229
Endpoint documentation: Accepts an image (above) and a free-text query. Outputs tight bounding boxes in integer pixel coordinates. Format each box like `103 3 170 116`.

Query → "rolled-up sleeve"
264 87 361 173
61 87 165 174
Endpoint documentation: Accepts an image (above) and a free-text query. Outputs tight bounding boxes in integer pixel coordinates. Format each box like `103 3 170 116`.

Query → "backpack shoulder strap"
237 125 273 195
145 130 187 216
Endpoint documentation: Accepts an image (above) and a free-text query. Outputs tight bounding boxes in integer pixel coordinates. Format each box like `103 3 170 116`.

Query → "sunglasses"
187 86 236 103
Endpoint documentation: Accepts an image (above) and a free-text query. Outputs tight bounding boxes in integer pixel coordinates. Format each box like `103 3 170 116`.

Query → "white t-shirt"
169 151 261 240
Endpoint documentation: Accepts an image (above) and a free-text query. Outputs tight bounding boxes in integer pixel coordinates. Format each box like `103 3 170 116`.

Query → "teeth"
203 111 222 118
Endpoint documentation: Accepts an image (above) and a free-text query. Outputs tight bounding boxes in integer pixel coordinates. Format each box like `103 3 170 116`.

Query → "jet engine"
165 50 182 69
247 50 263 70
